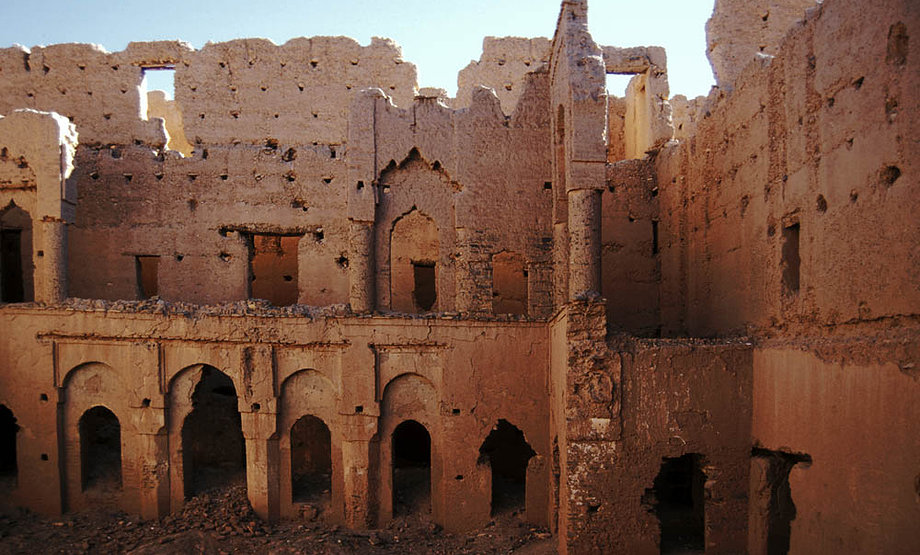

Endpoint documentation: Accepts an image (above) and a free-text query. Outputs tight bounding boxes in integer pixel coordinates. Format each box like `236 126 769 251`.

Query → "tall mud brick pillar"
550 2 623 553
346 89 386 313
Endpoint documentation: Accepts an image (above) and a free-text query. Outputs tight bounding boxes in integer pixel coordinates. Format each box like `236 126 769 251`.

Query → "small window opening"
141 66 176 101
648 454 706 554
652 221 660 255
478 419 536 516
291 415 332 504
182 366 245 498
392 420 431 516
79 406 122 492
781 223 800 295
135 255 159 299
412 262 437 312
248 233 301 306
0 405 19 489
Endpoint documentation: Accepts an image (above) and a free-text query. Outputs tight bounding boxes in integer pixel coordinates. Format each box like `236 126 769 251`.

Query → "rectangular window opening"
651 220 659 255
249 233 301 306
135 255 159 299
781 223 800 295
141 66 176 103
412 261 437 312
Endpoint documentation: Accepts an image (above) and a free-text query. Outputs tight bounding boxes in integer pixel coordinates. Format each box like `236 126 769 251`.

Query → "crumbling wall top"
706 0 820 89
455 37 551 115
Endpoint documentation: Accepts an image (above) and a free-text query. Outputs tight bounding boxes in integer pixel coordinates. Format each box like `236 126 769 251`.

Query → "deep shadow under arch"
79 406 122 493
478 419 536 516
182 365 246 498
291 414 332 503
392 419 431 516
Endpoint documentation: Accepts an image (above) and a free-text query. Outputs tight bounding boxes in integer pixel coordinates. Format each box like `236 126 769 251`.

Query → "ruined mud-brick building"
0 0 917 552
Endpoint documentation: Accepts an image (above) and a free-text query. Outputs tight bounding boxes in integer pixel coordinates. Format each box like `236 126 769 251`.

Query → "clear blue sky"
1 0 715 99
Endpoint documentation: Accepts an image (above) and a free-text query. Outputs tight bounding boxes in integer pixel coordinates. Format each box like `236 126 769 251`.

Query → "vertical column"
135 425 170 519
340 414 379 528
567 187 602 300
346 89 386 313
242 411 280 521
348 222 375 313
35 219 67 304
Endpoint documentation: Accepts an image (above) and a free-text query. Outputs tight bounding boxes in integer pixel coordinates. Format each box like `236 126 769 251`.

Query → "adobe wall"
454 37 551 114
570 340 753 554
751 339 920 554
655 0 920 552
658 0 918 338
0 37 555 313
0 304 550 531
707 0 819 89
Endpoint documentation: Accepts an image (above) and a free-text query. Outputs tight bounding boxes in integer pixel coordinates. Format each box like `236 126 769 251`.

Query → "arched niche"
374 148 458 313
62 362 128 512
390 209 439 312
278 369 340 520
377 373 440 524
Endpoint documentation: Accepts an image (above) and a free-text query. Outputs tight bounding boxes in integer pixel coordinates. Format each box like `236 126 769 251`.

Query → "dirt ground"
0 483 555 555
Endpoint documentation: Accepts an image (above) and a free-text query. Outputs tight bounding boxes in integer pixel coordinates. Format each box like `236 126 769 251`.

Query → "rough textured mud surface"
0 0 917 554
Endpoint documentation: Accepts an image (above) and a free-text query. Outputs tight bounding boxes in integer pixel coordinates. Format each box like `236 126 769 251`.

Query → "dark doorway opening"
0 405 18 489
478 419 536 515
412 262 436 311
182 366 246 498
135 255 159 299
649 453 706 553
1 230 23 302
79 406 122 492
0 202 32 303
752 447 812 555
291 415 332 503
392 420 431 516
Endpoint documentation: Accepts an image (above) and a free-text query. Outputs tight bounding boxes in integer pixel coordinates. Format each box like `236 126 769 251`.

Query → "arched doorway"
79 406 122 492
181 366 245 498
0 404 18 489
392 419 431 516
478 419 536 515
290 415 332 503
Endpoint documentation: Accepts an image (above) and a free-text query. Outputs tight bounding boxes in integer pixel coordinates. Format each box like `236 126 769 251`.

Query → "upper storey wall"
0 44 168 146
176 37 417 146
0 38 418 148
658 0 918 337
707 0 819 89
455 37 551 115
